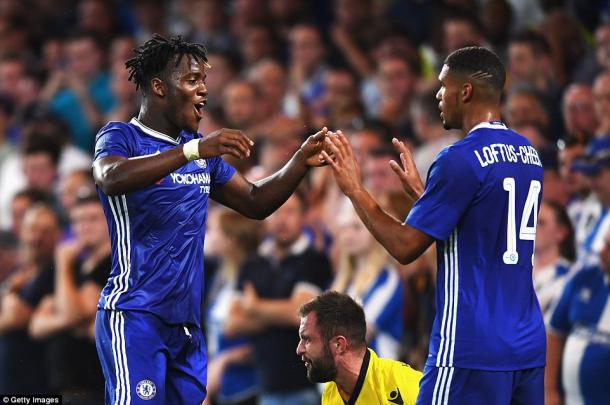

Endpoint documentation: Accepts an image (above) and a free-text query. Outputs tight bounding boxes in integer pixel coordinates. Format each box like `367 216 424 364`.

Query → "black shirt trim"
346 348 371 405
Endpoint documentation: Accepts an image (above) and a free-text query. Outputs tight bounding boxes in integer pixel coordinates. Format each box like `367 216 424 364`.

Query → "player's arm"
94 128 253 195
322 133 434 264
210 128 328 220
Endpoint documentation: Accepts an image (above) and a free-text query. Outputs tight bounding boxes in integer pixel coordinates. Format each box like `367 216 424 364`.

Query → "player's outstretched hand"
299 127 330 167
199 128 254 160
389 138 424 202
320 130 363 197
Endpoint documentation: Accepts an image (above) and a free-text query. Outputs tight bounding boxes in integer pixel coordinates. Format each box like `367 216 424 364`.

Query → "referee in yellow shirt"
297 291 422 404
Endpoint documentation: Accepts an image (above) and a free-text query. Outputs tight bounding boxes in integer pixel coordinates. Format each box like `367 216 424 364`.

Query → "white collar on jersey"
469 121 508 133
130 117 181 144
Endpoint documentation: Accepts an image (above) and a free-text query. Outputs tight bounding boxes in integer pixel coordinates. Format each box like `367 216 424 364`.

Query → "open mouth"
193 100 206 119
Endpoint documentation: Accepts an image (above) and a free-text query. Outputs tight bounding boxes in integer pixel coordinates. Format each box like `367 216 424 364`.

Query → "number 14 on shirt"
503 177 541 265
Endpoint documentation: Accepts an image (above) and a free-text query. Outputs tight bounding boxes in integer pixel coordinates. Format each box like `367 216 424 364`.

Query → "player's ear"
333 335 348 354
150 77 165 97
462 82 473 103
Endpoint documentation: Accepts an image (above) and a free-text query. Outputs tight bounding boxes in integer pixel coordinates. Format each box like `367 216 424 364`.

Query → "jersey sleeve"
405 148 480 241
208 156 236 188
548 271 579 336
94 124 134 161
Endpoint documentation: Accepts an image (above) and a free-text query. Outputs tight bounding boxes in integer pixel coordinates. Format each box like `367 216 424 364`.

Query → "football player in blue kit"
92 35 329 405
322 46 545 404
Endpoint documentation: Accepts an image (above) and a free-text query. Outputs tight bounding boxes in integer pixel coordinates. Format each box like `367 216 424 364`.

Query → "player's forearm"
246 150 310 219
93 148 189 195
348 188 421 265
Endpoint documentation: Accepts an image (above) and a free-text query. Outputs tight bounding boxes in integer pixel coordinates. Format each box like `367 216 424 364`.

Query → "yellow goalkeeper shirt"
322 349 422 405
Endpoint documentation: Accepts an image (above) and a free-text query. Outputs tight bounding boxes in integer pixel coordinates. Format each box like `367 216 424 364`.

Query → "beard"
305 345 337 383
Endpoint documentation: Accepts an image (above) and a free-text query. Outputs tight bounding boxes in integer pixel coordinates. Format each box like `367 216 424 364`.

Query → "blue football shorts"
416 365 544 405
95 309 207 404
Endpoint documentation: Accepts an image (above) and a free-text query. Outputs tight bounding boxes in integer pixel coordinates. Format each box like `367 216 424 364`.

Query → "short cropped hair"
299 291 366 348
444 46 506 92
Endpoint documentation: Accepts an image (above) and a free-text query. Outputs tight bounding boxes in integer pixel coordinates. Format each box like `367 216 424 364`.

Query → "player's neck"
462 105 502 134
137 106 181 141
335 348 367 398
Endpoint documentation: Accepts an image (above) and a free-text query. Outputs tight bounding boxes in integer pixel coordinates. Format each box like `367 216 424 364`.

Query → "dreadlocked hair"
125 34 210 92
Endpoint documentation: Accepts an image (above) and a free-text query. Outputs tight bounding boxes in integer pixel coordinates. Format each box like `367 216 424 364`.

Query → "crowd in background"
0 0 610 404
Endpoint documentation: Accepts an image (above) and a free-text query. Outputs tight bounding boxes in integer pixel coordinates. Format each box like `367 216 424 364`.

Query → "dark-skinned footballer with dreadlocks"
92 35 330 404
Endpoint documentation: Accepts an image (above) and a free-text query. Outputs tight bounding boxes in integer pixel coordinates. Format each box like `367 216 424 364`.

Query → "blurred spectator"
312 67 363 130
0 96 15 169
558 139 592 226
442 8 486 56
362 146 403 196
480 0 514 57
105 60 139 123
205 208 261 405
28 194 109 403
76 0 122 44
533 200 575 317
592 71 610 138
56 169 96 222
221 80 261 138
331 198 404 359
0 230 18 284
573 22 610 84
411 87 460 180
268 0 311 38
371 54 418 140
0 128 67 229
239 23 280 67
561 84 597 144
225 193 332 405
131 0 170 43
0 204 60 393
248 59 290 123
545 228 610 405
573 137 610 268
0 117 92 222
186 0 234 53
0 54 26 105
539 9 588 87
287 23 328 119
41 31 115 152
331 0 381 78
507 30 563 138
9 188 49 241
503 86 550 134
205 50 240 109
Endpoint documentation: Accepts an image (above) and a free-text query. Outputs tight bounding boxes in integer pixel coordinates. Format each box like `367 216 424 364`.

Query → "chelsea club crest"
136 379 157 400
194 159 207 168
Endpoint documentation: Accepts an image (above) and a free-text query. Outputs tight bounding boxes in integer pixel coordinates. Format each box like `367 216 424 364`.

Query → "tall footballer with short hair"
323 46 546 404
93 35 329 405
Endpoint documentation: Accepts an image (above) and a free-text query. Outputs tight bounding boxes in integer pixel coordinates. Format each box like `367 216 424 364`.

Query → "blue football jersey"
406 122 546 370
94 118 236 326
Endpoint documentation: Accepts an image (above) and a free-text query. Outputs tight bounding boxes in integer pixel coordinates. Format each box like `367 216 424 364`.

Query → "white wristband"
183 139 200 161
